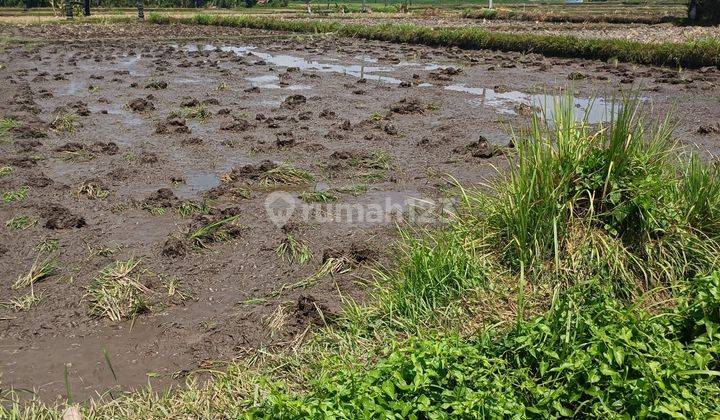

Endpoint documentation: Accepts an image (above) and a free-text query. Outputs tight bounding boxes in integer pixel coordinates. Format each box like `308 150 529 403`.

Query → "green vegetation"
177 200 210 217
0 118 17 142
5 97 720 417
259 164 315 188
462 7 679 24
77 181 109 199
2 185 29 204
0 166 13 177
85 258 150 322
13 256 55 289
5 215 36 230
148 13 720 68
188 214 242 248
275 233 312 264
299 190 337 203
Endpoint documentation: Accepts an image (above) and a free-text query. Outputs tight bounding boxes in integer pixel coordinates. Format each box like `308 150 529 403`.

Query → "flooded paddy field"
1 23 719 402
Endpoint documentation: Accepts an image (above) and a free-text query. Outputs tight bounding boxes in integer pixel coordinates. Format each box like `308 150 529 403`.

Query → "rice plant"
13 256 56 290
275 234 312 264
177 201 210 218
266 255 352 299
188 215 242 248
5 215 36 230
299 190 337 204
350 150 392 171
85 258 151 322
0 166 12 178
0 118 17 142
36 238 60 253
5 285 43 312
142 203 166 216
50 113 79 132
2 186 29 204
259 165 314 189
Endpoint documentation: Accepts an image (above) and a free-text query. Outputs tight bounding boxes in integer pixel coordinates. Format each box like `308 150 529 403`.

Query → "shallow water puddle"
179 44 621 123
244 75 312 91
446 84 622 123
181 44 406 84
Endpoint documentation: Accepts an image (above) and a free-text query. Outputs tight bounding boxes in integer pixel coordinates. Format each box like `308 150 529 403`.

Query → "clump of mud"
128 98 155 112
41 205 85 229
390 98 424 114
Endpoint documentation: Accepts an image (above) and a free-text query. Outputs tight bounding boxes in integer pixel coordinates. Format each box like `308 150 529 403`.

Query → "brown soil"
0 22 719 404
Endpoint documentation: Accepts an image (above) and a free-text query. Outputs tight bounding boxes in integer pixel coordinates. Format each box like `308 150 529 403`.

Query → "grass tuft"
13 256 55 290
50 113 79 132
275 233 312 264
85 258 150 322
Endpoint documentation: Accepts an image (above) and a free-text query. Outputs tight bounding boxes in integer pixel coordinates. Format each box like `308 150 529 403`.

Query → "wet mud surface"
1 23 719 403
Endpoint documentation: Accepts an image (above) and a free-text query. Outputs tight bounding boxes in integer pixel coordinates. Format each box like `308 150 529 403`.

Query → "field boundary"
148 13 720 68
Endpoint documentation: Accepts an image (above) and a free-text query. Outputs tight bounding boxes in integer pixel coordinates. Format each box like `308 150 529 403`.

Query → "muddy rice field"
1 22 719 402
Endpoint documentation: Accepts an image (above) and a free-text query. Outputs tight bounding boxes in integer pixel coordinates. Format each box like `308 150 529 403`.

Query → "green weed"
259 165 314 188
177 200 210 218
2 186 29 204
5 215 36 230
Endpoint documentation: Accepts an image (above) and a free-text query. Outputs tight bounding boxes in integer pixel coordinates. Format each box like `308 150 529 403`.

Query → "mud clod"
282 94 307 108
128 98 155 112
391 98 424 114
41 205 86 229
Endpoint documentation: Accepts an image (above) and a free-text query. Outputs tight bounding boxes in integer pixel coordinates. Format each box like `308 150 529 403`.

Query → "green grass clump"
177 200 210 218
0 166 12 178
259 165 315 188
85 258 150 322
5 215 36 230
275 233 312 264
0 118 17 142
148 14 720 68
299 190 337 203
2 185 29 204
77 181 109 199
188 215 242 248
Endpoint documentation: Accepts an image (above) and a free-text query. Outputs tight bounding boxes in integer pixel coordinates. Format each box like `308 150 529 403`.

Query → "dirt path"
1 23 718 403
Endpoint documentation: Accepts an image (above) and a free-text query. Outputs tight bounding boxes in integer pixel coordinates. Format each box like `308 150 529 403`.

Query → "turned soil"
1 23 719 403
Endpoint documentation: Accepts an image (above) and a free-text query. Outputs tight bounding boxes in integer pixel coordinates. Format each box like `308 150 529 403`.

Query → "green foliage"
255 276 720 418
2 185 29 204
149 14 720 68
